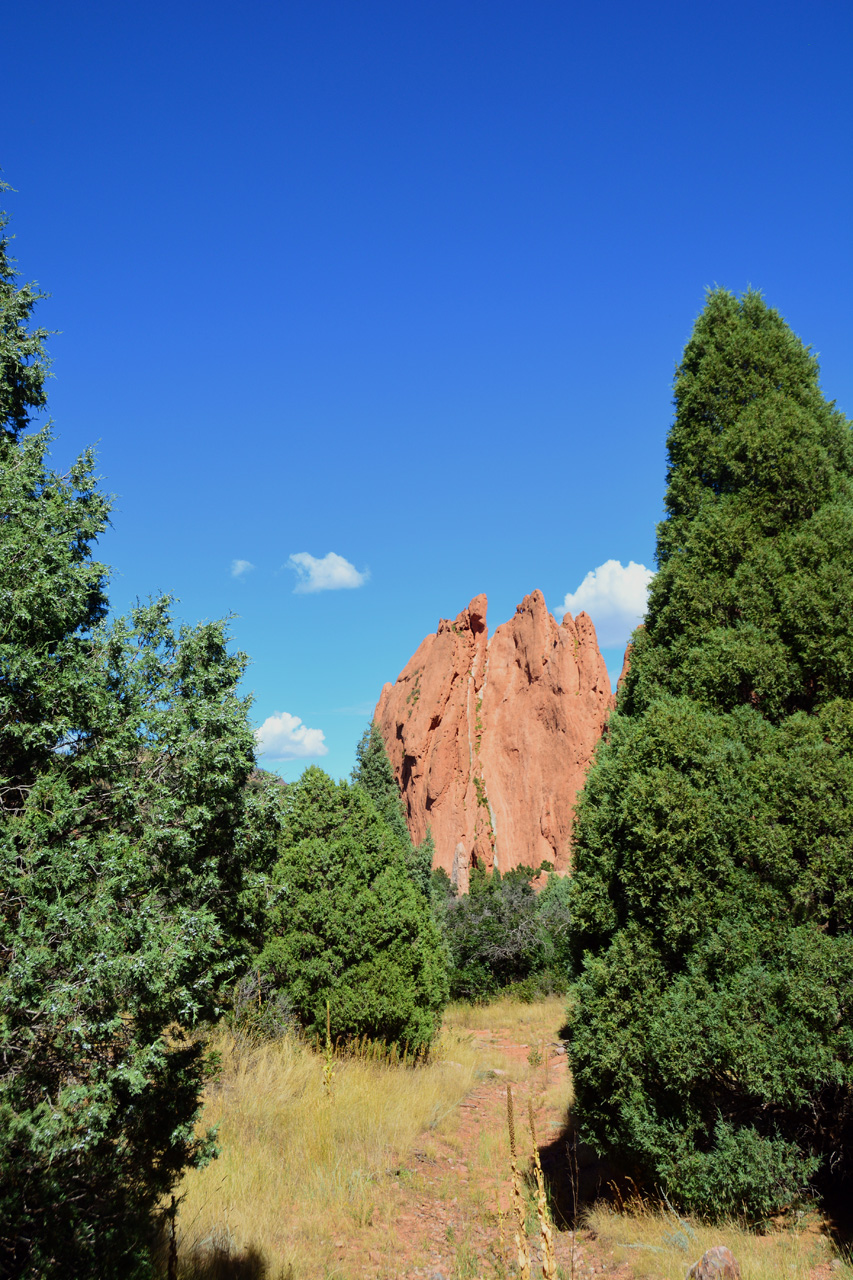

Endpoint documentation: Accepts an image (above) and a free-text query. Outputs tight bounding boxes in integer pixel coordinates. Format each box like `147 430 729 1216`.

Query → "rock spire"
374 590 613 880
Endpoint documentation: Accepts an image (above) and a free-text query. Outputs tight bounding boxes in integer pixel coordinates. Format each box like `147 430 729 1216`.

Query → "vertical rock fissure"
481 643 499 868
466 623 495 870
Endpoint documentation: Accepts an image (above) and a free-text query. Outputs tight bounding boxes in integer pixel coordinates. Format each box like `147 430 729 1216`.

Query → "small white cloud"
556 559 654 648
255 711 328 761
287 551 368 594
231 559 255 577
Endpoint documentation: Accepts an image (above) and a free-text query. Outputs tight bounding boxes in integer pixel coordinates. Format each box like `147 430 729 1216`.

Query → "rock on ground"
687 1246 742 1280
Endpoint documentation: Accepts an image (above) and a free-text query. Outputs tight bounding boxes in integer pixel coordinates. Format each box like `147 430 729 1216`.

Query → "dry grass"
172 1022 509 1278
444 994 566 1039
585 1199 847 1280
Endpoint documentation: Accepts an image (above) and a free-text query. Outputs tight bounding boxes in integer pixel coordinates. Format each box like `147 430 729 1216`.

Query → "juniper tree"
352 719 433 896
259 766 448 1048
0 200 280 1277
567 290 853 1218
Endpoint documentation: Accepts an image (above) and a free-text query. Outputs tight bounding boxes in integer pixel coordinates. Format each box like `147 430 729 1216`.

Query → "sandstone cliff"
374 590 613 883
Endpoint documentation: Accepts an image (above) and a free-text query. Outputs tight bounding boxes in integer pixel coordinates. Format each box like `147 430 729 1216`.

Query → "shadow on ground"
536 1114 619 1230
154 1235 287 1280
538 1116 853 1255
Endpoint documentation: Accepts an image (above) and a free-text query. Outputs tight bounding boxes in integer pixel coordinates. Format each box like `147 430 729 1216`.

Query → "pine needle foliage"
567 289 853 1218
352 719 433 896
0 189 50 443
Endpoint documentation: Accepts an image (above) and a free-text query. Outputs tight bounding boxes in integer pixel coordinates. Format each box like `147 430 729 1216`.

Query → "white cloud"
556 559 654 648
287 551 368 594
231 559 255 577
255 711 328 761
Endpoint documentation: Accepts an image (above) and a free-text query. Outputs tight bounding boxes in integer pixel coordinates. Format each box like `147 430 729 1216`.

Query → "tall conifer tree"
567 290 853 1217
352 720 433 895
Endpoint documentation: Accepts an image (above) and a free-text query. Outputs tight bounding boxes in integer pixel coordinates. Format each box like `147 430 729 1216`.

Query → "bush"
437 864 571 1002
258 767 449 1049
567 289 853 1218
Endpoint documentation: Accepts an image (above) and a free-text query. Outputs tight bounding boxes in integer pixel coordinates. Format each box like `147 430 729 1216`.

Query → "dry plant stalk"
322 999 335 1098
496 1190 507 1274
528 1098 557 1280
506 1086 531 1280
167 1195 178 1280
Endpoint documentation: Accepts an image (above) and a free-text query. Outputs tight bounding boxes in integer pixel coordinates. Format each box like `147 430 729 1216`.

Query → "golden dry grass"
173 1021 511 1278
585 1199 849 1280
444 993 566 1039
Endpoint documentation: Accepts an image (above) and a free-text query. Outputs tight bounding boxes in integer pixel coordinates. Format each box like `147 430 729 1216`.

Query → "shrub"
567 289 853 1218
438 864 571 1002
258 767 449 1048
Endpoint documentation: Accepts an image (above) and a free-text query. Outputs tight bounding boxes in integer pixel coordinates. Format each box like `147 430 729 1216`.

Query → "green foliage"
258 766 449 1049
352 718 433 896
568 289 853 1218
436 864 571 1002
0 190 50 443
0 207 280 1277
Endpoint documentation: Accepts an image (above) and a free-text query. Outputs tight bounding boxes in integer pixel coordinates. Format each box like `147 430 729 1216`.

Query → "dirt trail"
332 1023 628 1280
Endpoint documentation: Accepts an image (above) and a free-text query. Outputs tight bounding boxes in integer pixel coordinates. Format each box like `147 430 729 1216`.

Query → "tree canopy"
0 201 280 1277
435 864 571 1002
567 290 853 1218
259 766 448 1049
352 719 433 896
0 194 50 443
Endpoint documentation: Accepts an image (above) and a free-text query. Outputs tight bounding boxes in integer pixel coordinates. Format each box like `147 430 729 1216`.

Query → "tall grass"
585 1199 845 1280
172 1024 495 1277
444 993 566 1037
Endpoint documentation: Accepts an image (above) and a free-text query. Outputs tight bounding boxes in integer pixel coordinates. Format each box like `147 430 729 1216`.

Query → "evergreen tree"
259 767 448 1048
352 719 433 896
0 200 280 1276
0 193 50 443
567 290 853 1218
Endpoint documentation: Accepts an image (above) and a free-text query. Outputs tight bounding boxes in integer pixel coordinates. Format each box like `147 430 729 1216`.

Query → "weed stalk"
167 1195 178 1280
323 1000 335 1099
528 1098 557 1280
506 1086 531 1280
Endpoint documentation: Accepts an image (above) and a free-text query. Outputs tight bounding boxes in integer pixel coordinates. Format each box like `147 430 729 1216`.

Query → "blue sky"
4 0 851 780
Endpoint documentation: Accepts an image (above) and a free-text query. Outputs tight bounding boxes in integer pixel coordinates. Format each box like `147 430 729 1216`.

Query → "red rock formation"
616 642 633 695
374 590 613 881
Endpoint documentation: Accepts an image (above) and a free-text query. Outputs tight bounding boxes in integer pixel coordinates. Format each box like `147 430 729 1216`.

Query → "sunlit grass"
173 1021 508 1277
170 993 847 1280
585 1199 845 1280
444 993 566 1039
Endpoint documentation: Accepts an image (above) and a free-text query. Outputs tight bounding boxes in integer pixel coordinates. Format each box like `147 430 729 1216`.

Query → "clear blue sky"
4 0 851 780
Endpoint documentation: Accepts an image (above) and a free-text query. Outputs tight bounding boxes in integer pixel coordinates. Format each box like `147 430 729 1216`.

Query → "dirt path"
299 1010 844 1280
331 1024 628 1280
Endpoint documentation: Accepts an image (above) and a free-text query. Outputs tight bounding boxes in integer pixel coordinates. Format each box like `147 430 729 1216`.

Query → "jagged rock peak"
375 590 614 881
